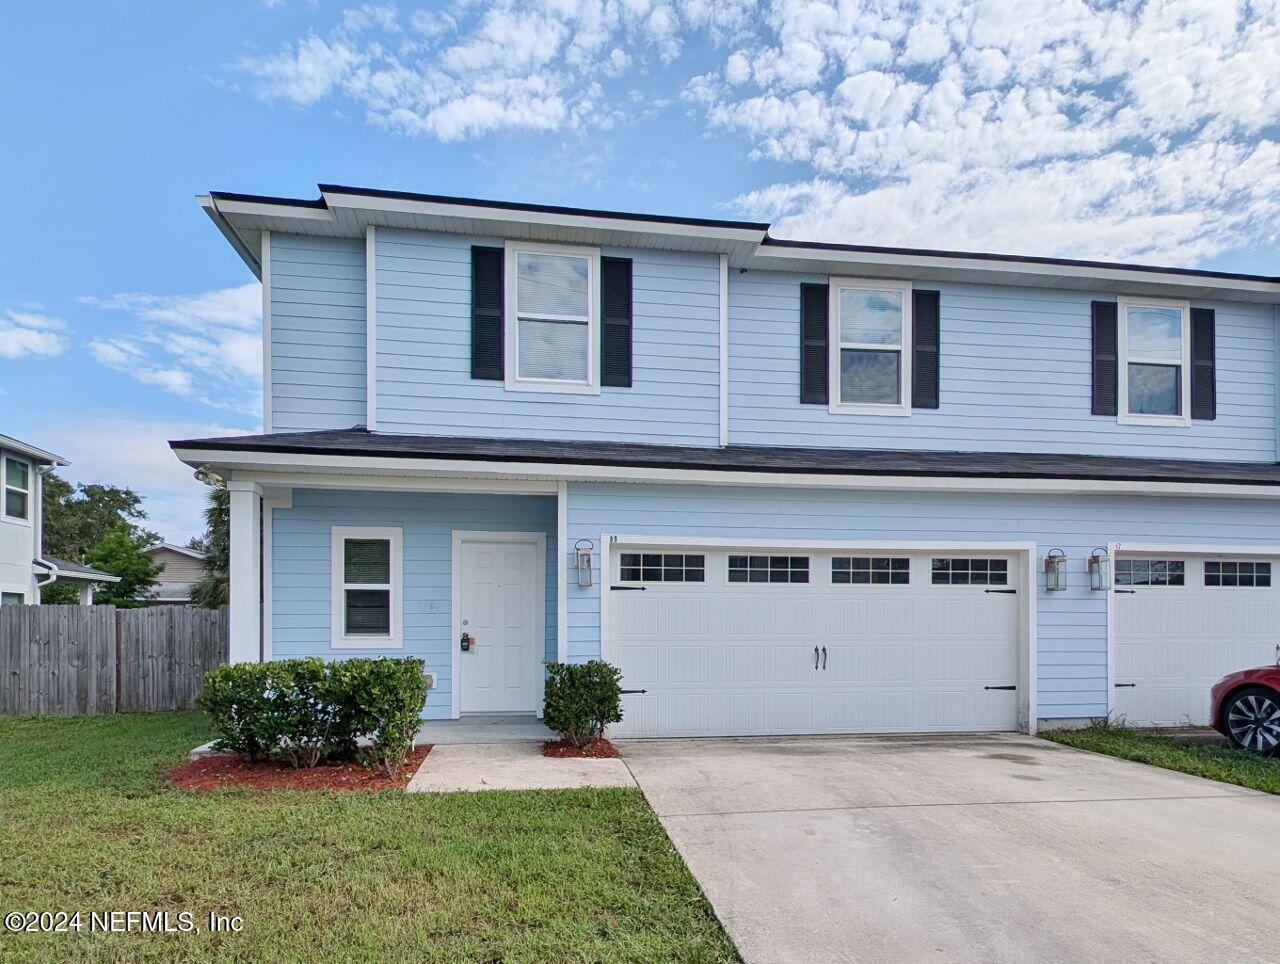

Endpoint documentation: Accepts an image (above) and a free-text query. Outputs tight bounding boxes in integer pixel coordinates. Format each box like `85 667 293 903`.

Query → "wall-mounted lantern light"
574 539 594 589
1044 548 1068 592
1088 548 1111 591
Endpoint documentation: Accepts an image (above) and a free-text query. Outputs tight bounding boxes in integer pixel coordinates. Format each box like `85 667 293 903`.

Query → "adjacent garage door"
1113 553 1280 726
608 548 1023 738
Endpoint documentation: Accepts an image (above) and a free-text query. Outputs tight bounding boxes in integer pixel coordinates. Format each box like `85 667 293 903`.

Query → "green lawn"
1042 722 1280 795
0 713 737 962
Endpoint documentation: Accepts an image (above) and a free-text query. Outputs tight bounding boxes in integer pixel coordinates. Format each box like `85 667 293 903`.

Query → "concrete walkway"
407 741 635 793
622 733 1280 963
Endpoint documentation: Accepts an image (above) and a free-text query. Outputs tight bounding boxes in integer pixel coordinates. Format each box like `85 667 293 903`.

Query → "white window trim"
503 240 601 396
1117 295 1191 427
828 276 913 417
2 455 31 524
330 525 403 650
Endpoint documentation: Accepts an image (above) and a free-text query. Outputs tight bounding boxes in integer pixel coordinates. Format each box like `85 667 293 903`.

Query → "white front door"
1113 554 1280 726
458 536 544 714
609 548 1022 738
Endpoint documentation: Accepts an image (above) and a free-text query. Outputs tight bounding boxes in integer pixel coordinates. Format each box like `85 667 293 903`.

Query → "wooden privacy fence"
0 605 228 715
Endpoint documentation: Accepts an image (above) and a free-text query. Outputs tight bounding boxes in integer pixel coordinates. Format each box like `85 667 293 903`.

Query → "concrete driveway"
621 734 1280 963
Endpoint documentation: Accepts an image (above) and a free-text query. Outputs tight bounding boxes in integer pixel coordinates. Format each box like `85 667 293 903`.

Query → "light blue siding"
729 271 1276 461
563 482 1280 720
269 234 367 432
270 489 556 719
373 227 721 444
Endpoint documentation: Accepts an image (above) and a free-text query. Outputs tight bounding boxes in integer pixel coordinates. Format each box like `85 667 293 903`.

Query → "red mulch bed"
543 738 620 759
170 745 432 792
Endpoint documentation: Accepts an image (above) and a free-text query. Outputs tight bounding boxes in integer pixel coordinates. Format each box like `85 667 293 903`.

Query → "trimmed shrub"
199 657 428 771
543 660 623 747
326 658 429 776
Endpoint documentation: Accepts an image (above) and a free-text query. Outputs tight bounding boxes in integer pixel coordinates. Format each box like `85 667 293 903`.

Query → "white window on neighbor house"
3 456 30 522
330 526 402 649
1 591 25 605
505 242 600 395
830 278 912 416
1119 297 1190 425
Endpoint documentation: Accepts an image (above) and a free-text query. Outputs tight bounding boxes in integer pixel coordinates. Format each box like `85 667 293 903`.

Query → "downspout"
32 464 59 594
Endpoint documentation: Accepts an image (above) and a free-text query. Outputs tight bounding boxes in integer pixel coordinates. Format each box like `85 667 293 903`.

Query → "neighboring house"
0 434 119 605
144 542 205 604
173 184 1280 736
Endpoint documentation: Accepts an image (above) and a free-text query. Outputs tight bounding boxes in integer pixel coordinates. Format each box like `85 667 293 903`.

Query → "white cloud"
83 283 262 414
234 0 1280 265
50 419 252 543
0 309 67 359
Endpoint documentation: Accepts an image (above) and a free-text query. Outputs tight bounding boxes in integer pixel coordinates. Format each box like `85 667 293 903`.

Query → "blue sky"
2 0 1277 541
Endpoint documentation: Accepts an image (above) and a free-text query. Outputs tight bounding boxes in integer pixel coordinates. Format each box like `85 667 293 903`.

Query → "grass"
0 713 737 962
1042 720 1280 795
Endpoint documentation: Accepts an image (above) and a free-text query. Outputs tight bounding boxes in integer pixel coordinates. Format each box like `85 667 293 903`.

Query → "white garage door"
1113 554 1280 726
607 548 1023 738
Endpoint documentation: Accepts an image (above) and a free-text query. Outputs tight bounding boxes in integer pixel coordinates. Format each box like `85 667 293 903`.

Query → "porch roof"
171 428 1280 488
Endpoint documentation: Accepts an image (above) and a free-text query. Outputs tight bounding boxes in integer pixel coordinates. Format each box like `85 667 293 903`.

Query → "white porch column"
78 583 93 605
227 480 263 664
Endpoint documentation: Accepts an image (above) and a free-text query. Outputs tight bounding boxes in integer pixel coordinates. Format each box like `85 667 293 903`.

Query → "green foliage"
543 660 623 747
189 484 229 609
37 580 79 605
84 527 163 607
41 472 156 561
1042 721 1280 795
199 657 428 772
327 658 430 775
0 713 738 962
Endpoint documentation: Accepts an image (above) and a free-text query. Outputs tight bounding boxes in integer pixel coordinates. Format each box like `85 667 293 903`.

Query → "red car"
1211 665 1280 754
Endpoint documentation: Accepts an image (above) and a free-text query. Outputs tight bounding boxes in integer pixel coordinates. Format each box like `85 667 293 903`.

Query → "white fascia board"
320 189 767 246
0 434 67 465
209 196 334 222
1111 542 1280 556
607 534 1037 552
748 245 1280 303
170 447 1280 500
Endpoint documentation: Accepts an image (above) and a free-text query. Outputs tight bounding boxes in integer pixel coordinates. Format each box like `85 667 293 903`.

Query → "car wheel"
1224 686 1280 755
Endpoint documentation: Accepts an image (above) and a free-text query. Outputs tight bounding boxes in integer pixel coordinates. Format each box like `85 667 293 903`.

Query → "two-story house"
172 184 1280 736
1 433 118 604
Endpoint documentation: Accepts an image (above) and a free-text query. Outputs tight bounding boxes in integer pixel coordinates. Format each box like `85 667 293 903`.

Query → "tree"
189 483 230 609
84 527 162 608
40 473 159 605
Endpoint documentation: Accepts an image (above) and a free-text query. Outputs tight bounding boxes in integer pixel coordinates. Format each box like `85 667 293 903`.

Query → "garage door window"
1115 559 1185 587
833 556 909 585
728 555 810 584
931 558 1008 586
1205 561 1271 588
619 553 705 583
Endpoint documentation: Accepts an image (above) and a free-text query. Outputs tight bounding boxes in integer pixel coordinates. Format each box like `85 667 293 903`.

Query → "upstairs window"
505 243 599 394
830 279 912 416
3 457 29 521
1119 298 1189 425
330 527 402 649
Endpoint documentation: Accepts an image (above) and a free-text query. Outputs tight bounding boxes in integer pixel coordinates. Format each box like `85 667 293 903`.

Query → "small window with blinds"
331 527 402 648
505 242 599 394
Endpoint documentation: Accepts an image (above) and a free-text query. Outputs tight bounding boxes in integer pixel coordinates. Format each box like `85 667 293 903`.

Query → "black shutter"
470 246 503 380
1190 307 1216 420
1091 301 1118 416
911 290 940 409
800 283 829 404
601 257 633 388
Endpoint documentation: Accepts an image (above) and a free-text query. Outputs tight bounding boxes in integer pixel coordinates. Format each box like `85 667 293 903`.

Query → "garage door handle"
984 589 1017 594
813 646 820 669
1114 683 1136 688
1113 589 1136 594
621 688 648 695
821 646 827 670
611 585 646 591
983 685 1016 691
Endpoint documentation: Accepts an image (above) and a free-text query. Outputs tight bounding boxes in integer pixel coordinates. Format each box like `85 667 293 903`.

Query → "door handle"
814 646 820 670
983 684 1017 691
821 646 827 670
1114 682 1136 688
1113 589 1136 595
984 588 1017 594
